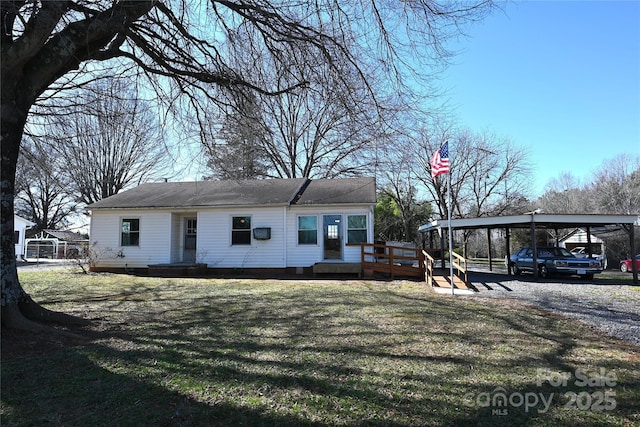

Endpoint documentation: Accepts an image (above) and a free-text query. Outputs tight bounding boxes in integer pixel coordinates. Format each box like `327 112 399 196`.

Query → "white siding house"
87 178 376 273
14 215 35 258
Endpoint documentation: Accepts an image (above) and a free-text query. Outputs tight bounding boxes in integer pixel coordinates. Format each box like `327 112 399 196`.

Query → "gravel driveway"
467 268 640 346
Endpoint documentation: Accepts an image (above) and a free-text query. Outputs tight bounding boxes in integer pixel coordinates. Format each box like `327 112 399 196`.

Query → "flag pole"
447 164 454 295
430 139 452 293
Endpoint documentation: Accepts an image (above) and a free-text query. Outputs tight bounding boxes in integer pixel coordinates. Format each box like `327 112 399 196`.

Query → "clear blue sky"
441 0 640 197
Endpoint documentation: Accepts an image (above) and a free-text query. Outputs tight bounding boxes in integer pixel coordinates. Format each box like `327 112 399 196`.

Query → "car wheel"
513 265 522 276
620 263 628 273
539 265 549 279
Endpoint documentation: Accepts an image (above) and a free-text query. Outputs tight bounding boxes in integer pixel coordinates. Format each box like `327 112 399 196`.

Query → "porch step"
313 262 362 278
148 263 207 277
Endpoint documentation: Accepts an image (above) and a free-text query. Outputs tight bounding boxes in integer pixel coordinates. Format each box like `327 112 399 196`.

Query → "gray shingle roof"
86 177 376 210
295 177 377 205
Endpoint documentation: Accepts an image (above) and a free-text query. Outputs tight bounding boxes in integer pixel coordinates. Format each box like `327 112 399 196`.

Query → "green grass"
2 270 639 426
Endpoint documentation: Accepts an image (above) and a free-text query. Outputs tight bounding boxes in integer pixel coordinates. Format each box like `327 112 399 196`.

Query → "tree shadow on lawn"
1 344 317 426
3 278 640 426
2 329 470 426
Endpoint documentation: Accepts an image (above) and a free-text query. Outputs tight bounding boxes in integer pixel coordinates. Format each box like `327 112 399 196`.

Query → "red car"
620 254 640 273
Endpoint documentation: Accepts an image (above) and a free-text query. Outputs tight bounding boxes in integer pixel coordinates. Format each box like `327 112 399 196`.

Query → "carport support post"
505 227 512 275
530 215 538 280
487 228 493 271
630 224 638 285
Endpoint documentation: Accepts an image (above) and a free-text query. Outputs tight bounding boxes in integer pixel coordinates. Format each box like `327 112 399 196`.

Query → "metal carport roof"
419 213 639 232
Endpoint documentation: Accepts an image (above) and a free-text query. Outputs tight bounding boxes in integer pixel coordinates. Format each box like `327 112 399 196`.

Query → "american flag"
431 140 450 179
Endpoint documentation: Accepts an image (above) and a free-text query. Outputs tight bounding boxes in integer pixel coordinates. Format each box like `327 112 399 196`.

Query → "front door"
183 217 197 263
323 215 342 260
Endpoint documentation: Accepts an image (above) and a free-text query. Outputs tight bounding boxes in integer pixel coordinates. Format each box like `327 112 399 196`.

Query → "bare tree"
206 43 386 179
412 125 532 257
375 137 433 244
538 155 640 215
539 172 589 214
590 154 640 215
54 77 170 204
15 137 78 233
1 1 494 332
415 126 532 219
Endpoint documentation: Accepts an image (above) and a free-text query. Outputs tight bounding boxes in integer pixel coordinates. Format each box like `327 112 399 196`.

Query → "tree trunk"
1 87 30 317
1 84 88 332
1 1 156 334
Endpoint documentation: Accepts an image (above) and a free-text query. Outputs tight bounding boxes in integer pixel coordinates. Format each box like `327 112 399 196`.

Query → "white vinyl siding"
90 210 172 268
90 204 374 270
14 216 33 258
197 208 285 268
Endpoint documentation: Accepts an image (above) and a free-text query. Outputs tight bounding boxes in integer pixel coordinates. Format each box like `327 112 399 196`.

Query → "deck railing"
361 243 470 287
422 249 470 288
422 250 435 286
451 251 469 285
360 243 425 279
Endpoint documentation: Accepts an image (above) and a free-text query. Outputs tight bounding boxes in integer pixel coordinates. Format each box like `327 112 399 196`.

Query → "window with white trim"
232 216 251 245
298 215 317 245
347 215 367 244
121 218 140 246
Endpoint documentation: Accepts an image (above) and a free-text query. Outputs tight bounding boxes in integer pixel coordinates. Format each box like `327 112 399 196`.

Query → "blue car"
510 247 603 280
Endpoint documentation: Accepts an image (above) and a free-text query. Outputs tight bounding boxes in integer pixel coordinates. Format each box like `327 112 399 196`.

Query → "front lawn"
2 271 638 426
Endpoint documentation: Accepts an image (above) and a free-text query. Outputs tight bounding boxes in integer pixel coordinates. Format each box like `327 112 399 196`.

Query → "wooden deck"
429 270 473 290
355 243 476 291
360 243 424 279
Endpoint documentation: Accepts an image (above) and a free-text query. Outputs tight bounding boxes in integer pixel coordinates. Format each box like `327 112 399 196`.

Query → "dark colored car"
620 254 640 273
509 247 603 280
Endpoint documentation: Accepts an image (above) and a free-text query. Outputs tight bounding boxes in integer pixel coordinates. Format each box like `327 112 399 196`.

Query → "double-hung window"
121 218 140 246
298 216 317 245
347 215 367 244
232 216 251 245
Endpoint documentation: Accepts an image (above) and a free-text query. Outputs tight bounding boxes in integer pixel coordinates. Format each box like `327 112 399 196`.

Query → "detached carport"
419 213 639 284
